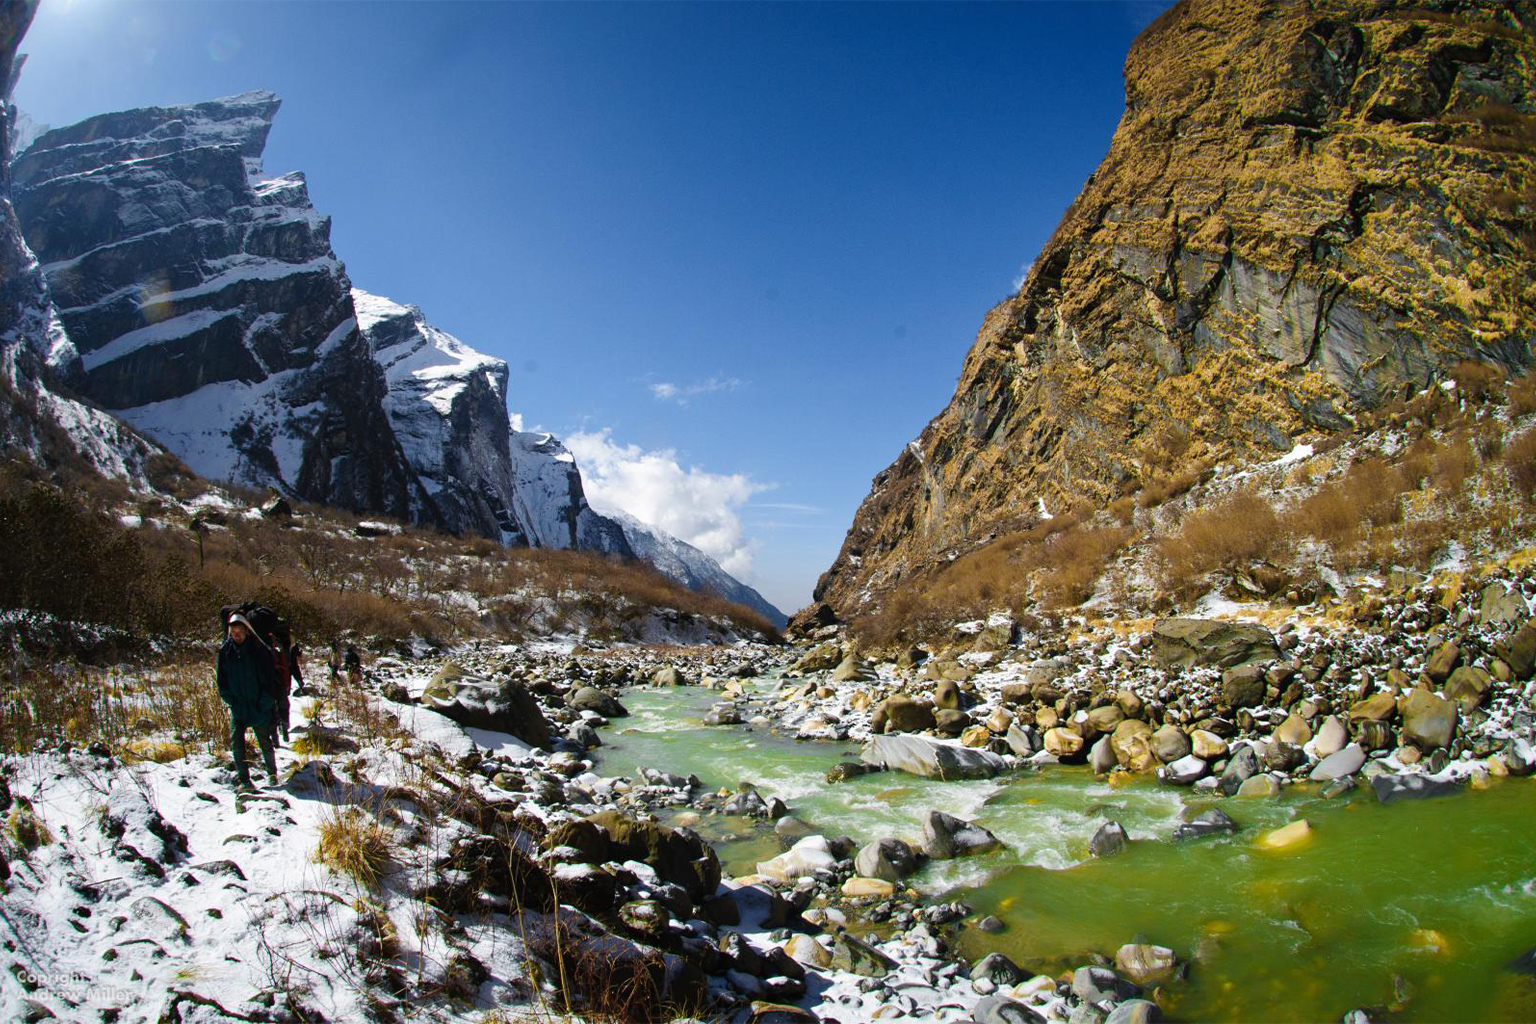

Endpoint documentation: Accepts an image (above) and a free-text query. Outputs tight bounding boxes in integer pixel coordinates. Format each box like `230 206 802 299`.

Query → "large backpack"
220 601 293 692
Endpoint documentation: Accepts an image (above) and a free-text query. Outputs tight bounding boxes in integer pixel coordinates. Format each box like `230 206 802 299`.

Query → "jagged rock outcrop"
11 91 428 519
604 506 787 627
813 0 1536 616
0 1 158 481
353 287 637 555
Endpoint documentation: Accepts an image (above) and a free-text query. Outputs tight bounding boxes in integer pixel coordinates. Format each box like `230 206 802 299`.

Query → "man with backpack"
217 612 279 791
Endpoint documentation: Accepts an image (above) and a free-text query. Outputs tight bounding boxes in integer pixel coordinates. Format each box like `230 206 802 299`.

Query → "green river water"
594 681 1536 1022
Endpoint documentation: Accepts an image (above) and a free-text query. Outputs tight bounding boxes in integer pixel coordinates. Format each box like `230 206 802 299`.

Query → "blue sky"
16 0 1170 615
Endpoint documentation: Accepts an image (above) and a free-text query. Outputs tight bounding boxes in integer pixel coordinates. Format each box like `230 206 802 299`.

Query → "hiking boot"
235 778 256 793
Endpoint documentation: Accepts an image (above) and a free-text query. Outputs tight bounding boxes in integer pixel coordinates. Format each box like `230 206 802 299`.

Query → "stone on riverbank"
854 838 918 881
1173 807 1238 841
1309 744 1366 781
756 835 835 882
923 810 1002 859
1090 820 1130 858
422 674 552 748
1258 819 1312 851
862 734 1005 780
567 685 627 717
871 695 937 734
1115 943 1178 987
1152 618 1280 668
1399 689 1457 750
1371 773 1467 804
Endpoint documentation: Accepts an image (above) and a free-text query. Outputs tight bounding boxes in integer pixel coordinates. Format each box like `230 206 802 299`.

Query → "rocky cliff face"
11 92 428 519
353 287 635 556
813 0 1536 619
0 0 158 482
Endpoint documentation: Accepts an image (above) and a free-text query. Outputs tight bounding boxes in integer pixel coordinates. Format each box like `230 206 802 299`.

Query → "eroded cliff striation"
812 0 1536 620
11 92 429 519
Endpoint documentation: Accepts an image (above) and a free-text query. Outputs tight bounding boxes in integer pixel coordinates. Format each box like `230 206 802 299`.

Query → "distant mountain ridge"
0 62 772 619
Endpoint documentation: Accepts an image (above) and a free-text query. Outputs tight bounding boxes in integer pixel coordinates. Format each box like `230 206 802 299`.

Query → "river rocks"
1261 740 1305 773
1152 619 1280 668
1005 723 1041 756
831 656 875 683
652 665 689 687
618 899 669 938
1399 690 1457 750
854 838 919 881
782 933 833 970
1072 965 1141 1004
773 816 818 843
934 679 963 710
862 734 1006 780
704 703 743 726
1218 744 1260 795
832 933 898 977
1354 719 1394 752
1044 727 1085 759
971 994 1046 1024
938 709 972 736
1307 743 1364 780
1313 716 1347 757
1159 754 1206 785
545 819 611 863
422 674 552 748
1443 666 1492 711
1190 730 1228 759
1173 807 1238 841
1148 724 1188 765
568 685 627 717
1236 773 1280 797
1348 691 1396 723
923 810 1002 859
841 876 896 897
1274 713 1312 746
1506 736 1536 777
1222 664 1267 709
1479 583 1528 626
871 695 937 734
973 952 1028 988
587 810 720 899
1087 704 1126 734
1089 820 1130 858
826 761 871 784
960 723 992 747
1112 718 1155 773
1089 735 1119 774
1495 621 1536 679
757 835 836 882
1257 819 1312 851
1106 1001 1164 1024
1423 641 1461 684
791 642 843 674
1115 944 1178 987
1371 773 1467 804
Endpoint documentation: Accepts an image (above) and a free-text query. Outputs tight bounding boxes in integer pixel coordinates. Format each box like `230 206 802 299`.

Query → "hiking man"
217 612 279 791
343 644 363 685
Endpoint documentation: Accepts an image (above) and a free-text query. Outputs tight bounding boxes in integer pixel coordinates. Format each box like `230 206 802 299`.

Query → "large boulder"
1152 619 1280 669
1348 692 1396 723
568 686 627 717
1423 641 1461 684
1173 807 1239 841
831 656 876 683
871 695 937 734
854 838 919 881
757 835 837 882
1043 727 1085 760
1309 744 1365 781
923 810 1002 859
1480 583 1528 627
1089 820 1130 858
1148 724 1189 765
1443 666 1492 712
1496 621 1536 679
1221 664 1267 708
1399 689 1457 751
422 674 552 748
587 810 721 899
1115 944 1178 988
1371 773 1466 804
933 680 963 710
1218 743 1260 795
861 734 1006 780
1312 716 1347 757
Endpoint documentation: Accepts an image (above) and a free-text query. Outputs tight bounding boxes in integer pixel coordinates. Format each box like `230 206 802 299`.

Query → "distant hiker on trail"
217 612 279 792
266 626 293 745
328 641 342 682
344 644 363 685
290 643 308 697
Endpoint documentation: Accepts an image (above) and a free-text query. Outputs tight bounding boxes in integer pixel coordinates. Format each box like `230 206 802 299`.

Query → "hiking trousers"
231 715 277 785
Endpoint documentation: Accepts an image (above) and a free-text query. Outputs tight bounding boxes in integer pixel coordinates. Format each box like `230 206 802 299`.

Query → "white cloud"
509 412 524 432
648 374 744 406
565 429 768 579
1011 260 1034 292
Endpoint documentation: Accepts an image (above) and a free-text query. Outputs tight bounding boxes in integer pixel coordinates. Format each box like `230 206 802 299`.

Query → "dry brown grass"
1508 368 1536 418
0 659 227 756
316 807 394 888
1137 459 1213 508
1504 428 1536 499
1156 489 1283 600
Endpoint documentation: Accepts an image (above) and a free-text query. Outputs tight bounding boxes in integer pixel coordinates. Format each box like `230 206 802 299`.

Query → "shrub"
1157 489 1282 599
316 808 393 888
1504 428 1536 499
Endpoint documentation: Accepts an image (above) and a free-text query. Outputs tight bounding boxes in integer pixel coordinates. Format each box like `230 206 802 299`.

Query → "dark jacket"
217 636 277 727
